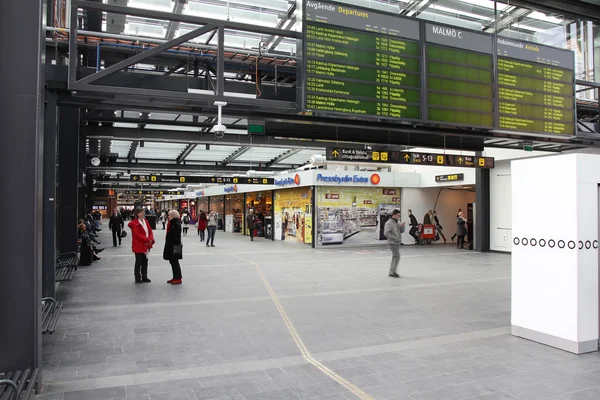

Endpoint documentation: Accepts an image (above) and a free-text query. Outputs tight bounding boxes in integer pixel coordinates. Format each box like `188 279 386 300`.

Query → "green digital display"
426 45 494 128
304 22 421 120
497 56 575 135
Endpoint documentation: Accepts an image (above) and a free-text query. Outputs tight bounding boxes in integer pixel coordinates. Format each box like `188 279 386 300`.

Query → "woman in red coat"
127 208 155 283
196 210 208 242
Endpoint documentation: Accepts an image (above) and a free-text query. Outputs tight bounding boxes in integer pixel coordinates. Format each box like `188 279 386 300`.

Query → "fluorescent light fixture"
187 88 257 99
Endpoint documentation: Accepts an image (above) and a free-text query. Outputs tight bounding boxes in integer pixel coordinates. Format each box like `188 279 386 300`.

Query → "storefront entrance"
274 187 313 245
246 191 273 238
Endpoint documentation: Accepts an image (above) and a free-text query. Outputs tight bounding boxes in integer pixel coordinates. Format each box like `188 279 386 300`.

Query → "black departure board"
424 24 494 128
496 38 576 135
303 1 421 120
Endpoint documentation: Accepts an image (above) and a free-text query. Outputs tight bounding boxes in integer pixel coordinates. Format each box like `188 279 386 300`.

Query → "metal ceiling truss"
265 149 303 167
89 161 290 173
127 141 139 162
69 0 299 112
176 144 197 164
220 147 251 166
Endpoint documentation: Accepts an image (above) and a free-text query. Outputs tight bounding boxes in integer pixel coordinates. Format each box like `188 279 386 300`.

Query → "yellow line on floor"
231 254 376 400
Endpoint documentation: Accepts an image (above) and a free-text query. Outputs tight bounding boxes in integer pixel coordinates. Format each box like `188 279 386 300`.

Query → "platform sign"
326 147 494 168
435 173 465 182
127 175 274 185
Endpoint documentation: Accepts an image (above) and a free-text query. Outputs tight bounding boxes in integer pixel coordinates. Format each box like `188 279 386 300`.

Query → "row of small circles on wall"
513 237 598 250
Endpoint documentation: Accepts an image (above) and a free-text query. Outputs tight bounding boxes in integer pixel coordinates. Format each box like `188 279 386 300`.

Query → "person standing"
451 208 462 242
164 210 183 285
407 209 419 244
433 211 447 243
109 208 124 247
181 210 190 235
160 210 167 230
246 208 256 241
384 210 404 278
423 211 432 225
456 211 467 249
206 210 218 247
128 208 155 283
197 210 207 242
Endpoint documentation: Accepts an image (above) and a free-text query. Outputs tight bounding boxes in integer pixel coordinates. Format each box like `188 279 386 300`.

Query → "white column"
511 154 600 354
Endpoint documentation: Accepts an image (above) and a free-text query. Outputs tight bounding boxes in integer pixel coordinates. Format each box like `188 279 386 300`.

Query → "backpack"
183 215 190 224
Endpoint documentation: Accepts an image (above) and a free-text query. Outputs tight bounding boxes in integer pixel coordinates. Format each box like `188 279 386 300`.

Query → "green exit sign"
523 145 533 152
248 123 265 134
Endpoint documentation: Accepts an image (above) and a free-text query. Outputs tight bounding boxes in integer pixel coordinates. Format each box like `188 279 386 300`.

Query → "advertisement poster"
317 187 400 246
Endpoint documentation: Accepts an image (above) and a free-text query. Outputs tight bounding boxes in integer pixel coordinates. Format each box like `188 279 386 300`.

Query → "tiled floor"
36 222 600 399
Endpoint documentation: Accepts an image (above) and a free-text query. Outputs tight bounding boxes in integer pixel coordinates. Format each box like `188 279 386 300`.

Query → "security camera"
211 124 227 135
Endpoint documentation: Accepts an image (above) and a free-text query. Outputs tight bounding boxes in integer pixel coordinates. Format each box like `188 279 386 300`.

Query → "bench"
0 368 38 400
41 297 63 335
55 249 77 282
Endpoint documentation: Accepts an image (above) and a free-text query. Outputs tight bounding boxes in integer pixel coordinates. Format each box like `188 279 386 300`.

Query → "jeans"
134 253 148 280
457 235 465 249
112 229 121 246
388 244 401 275
206 226 216 246
169 259 182 280
249 228 254 240
409 226 419 242
199 229 205 241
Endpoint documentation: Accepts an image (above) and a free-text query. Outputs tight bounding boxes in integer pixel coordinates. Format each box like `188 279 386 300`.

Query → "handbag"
120 231 128 238
173 244 183 257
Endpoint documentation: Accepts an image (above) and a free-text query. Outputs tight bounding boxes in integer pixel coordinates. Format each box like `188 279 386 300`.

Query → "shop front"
274 186 313 246
245 190 273 238
196 192 208 216
224 192 244 233
209 195 225 230
317 186 400 246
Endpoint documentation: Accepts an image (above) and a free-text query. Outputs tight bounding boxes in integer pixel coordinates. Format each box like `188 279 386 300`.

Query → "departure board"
425 24 494 128
496 38 576 135
302 1 421 120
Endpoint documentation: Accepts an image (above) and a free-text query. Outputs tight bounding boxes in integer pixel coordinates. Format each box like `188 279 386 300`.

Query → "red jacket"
128 218 155 254
197 217 207 230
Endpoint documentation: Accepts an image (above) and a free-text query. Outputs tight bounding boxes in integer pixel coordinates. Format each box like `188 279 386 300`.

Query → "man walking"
384 210 405 278
407 209 420 244
109 208 124 247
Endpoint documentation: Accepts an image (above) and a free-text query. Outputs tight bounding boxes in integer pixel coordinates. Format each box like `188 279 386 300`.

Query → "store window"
274 187 313 245
246 191 272 238
210 196 225 230
197 197 208 215
225 193 244 233
317 187 401 246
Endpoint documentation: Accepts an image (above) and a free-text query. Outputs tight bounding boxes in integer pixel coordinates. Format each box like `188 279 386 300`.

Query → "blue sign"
275 177 295 186
224 185 237 193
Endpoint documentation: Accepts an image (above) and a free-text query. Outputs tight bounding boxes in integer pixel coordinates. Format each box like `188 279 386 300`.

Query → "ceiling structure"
46 0 600 183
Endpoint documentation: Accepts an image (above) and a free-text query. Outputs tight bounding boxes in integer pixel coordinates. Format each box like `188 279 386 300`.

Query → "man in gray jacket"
384 210 405 278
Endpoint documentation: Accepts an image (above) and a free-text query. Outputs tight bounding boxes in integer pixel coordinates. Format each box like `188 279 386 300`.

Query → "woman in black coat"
163 210 183 285
456 211 467 250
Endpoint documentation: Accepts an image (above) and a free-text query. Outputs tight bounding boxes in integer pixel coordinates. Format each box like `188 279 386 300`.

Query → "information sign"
326 147 494 168
496 38 576 135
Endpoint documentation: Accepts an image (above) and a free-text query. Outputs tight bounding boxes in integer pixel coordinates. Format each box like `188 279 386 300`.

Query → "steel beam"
483 8 531 33
100 139 111 155
127 141 139 162
217 26 225 96
70 84 297 111
221 146 250 166
89 161 290 173
266 148 303 167
165 0 188 41
176 144 197 164
82 126 329 149
76 1 301 38
74 24 217 86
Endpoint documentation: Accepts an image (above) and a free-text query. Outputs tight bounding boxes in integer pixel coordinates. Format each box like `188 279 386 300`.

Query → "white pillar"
511 153 600 354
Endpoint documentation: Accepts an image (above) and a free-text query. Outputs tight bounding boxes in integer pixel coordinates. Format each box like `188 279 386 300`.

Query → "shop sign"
325 193 340 199
196 190 205 196
392 197 400 203
275 174 301 186
316 173 380 185
224 185 238 193
383 189 397 195
363 200 373 204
